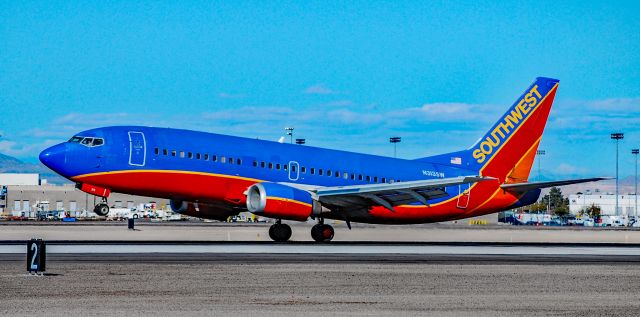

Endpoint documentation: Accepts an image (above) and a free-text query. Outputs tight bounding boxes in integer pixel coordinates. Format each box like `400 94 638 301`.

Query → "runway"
2 241 640 316
2 241 640 263
2 226 640 316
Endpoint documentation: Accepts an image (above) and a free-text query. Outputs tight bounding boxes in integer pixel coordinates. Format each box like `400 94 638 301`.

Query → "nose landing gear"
93 198 110 217
268 220 292 242
311 220 334 242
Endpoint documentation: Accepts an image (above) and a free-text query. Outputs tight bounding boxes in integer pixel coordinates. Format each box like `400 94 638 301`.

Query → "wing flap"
313 175 496 211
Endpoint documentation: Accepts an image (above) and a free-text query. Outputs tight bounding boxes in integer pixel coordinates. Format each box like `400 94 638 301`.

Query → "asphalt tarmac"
1 224 640 316
1 256 640 316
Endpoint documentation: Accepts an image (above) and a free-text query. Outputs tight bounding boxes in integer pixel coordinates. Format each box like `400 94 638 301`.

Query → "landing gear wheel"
269 223 292 242
93 203 109 216
311 224 334 242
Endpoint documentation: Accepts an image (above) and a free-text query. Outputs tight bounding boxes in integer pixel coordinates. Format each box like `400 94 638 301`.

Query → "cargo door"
128 131 146 166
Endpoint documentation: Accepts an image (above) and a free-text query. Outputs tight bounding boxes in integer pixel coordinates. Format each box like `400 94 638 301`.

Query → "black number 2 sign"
26 239 46 273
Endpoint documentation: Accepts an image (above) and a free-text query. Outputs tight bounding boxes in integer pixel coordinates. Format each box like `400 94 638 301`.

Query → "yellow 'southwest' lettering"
472 84 544 164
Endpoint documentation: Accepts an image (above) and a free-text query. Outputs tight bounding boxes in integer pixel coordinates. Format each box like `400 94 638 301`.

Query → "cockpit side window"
71 136 105 147
81 137 94 146
69 136 83 143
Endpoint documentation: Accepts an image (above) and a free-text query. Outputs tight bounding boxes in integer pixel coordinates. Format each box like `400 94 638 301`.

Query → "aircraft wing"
310 176 496 211
500 177 612 193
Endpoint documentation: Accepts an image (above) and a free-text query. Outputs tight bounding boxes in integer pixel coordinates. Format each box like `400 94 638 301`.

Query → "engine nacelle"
169 199 238 221
246 182 315 221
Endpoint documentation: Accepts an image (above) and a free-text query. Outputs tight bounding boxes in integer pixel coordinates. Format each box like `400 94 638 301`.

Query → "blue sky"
1 1 639 182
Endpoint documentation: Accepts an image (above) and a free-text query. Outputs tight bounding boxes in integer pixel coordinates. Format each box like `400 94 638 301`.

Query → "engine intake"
246 182 315 221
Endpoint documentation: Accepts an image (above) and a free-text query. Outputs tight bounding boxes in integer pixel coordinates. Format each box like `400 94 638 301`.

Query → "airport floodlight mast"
285 127 294 144
390 137 401 158
536 150 546 181
295 138 306 145
633 149 639 218
611 133 624 216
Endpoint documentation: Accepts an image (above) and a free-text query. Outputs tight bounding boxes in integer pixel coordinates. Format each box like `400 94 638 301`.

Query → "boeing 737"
39 77 606 242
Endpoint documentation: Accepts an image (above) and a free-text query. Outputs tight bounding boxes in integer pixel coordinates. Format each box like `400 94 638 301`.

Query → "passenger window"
213 155 218 162
92 139 104 146
154 148 159 155
335 171 339 178
221 156 226 163
374 176 378 183
319 169 323 176
268 163 273 169
188 152 193 159
163 149 168 155
237 158 242 165
350 174 355 180
196 153 201 160
276 163 280 170
327 170 331 177
366 176 371 182
381 177 386 183
343 172 348 179
283 164 287 171
171 150 176 157
180 151 185 158
253 161 258 167
261 161 266 168
390 179 395 183
301 167 306 173
204 154 209 161
358 174 363 181
310 168 315 175
229 157 234 164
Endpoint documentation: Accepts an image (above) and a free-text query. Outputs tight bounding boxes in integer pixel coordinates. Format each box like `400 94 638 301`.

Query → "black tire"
269 223 292 242
94 204 109 216
311 224 334 242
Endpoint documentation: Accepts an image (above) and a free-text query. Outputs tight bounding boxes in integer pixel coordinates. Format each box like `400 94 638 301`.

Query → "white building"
0 173 40 186
569 192 638 217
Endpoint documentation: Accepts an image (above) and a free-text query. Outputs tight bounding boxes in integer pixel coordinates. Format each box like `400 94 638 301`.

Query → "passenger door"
456 184 471 209
128 131 146 166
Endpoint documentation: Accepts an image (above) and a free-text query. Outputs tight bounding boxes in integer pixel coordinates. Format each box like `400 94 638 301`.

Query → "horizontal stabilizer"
500 177 612 193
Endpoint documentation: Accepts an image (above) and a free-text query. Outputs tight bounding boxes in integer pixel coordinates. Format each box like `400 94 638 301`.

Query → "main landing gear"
269 220 292 242
93 197 109 217
311 219 334 243
267 219 335 243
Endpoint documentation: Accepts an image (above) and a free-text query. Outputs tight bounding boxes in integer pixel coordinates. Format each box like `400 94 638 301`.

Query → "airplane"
39 77 607 242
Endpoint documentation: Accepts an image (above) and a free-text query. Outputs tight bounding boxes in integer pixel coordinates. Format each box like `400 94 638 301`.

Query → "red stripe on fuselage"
72 170 254 205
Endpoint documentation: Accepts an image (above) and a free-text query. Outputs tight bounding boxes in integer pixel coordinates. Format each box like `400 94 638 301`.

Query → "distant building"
569 191 638 216
0 174 168 217
0 173 40 186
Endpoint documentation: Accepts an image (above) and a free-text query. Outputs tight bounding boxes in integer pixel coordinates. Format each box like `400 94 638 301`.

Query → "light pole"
633 149 639 218
295 138 306 145
611 133 624 216
536 150 545 182
285 127 294 144
390 137 401 158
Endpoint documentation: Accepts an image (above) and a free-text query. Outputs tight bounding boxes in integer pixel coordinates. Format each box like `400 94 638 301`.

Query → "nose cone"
39 143 68 174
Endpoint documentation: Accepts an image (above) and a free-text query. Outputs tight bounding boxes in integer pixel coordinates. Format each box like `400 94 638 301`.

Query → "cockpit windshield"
68 136 105 147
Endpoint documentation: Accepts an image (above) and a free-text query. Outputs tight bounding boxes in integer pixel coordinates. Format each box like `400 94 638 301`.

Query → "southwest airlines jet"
40 77 605 242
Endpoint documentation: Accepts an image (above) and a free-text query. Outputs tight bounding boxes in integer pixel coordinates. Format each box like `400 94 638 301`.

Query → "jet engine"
245 182 316 221
169 199 238 221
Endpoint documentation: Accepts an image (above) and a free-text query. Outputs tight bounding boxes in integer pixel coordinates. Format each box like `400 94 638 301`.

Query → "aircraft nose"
39 143 67 173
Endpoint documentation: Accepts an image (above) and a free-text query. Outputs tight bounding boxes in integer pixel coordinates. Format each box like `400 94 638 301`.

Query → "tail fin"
420 77 560 183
